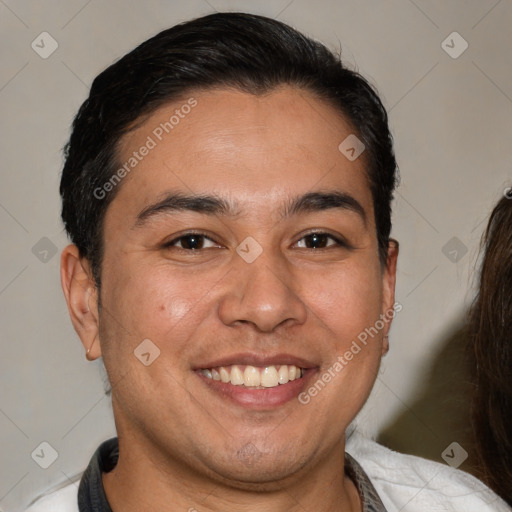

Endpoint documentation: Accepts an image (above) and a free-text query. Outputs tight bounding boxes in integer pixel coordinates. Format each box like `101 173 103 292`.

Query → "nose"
218 252 308 333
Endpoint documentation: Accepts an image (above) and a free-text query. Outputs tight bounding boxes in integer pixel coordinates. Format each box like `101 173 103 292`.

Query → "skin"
61 86 398 511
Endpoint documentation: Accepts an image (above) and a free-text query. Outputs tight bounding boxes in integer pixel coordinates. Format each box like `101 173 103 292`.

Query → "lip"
196 367 318 409
193 352 318 371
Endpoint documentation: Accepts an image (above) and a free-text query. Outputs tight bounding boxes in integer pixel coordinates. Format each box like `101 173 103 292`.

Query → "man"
26 12 510 512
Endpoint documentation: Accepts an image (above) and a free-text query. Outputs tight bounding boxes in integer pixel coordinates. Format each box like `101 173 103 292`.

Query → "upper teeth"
200 364 303 388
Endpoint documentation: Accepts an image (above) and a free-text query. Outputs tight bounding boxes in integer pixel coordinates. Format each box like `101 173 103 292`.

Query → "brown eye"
296 232 341 249
167 234 218 250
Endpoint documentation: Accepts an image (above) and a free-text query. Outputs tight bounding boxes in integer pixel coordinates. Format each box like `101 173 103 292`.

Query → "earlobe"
60 244 102 360
382 334 390 356
85 334 100 361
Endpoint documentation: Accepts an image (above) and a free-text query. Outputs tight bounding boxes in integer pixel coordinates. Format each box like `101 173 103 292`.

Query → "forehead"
113 86 373 218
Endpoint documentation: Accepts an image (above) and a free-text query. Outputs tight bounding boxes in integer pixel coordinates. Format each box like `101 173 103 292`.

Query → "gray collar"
345 452 388 511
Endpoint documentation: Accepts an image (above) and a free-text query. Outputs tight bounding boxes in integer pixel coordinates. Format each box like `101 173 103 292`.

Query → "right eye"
164 233 220 251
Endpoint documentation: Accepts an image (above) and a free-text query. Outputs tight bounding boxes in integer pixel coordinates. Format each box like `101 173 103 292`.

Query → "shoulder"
24 480 79 512
346 431 511 512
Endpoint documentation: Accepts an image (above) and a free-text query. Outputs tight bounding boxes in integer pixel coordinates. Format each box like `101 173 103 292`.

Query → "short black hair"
60 12 398 286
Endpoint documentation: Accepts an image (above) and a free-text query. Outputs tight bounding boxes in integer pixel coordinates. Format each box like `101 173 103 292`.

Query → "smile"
199 364 304 388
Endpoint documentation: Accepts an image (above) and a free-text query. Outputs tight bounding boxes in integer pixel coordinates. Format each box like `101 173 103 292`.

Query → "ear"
60 244 102 360
381 238 399 355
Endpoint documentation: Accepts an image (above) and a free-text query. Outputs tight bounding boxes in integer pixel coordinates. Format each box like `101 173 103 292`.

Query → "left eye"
295 233 342 249
167 234 219 250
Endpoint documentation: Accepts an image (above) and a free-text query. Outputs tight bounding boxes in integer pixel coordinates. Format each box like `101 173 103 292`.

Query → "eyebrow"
134 190 366 227
135 193 236 227
285 191 366 224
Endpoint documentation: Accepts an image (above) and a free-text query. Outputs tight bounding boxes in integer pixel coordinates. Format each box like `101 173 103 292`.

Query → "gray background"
1 1 511 510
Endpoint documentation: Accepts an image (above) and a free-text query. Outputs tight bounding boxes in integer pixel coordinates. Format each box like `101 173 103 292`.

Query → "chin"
200 449 310 490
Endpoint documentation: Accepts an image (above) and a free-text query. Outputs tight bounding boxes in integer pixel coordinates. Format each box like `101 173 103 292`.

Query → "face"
64 86 397 488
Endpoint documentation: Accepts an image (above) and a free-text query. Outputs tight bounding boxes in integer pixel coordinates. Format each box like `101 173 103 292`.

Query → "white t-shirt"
24 433 511 512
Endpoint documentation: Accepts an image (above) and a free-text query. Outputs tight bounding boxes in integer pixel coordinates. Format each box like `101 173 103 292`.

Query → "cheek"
299 259 383 341
100 260 218 352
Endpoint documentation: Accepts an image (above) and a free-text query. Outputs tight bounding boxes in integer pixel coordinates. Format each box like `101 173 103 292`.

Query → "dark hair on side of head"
468 193 512 506
60 12 398 288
